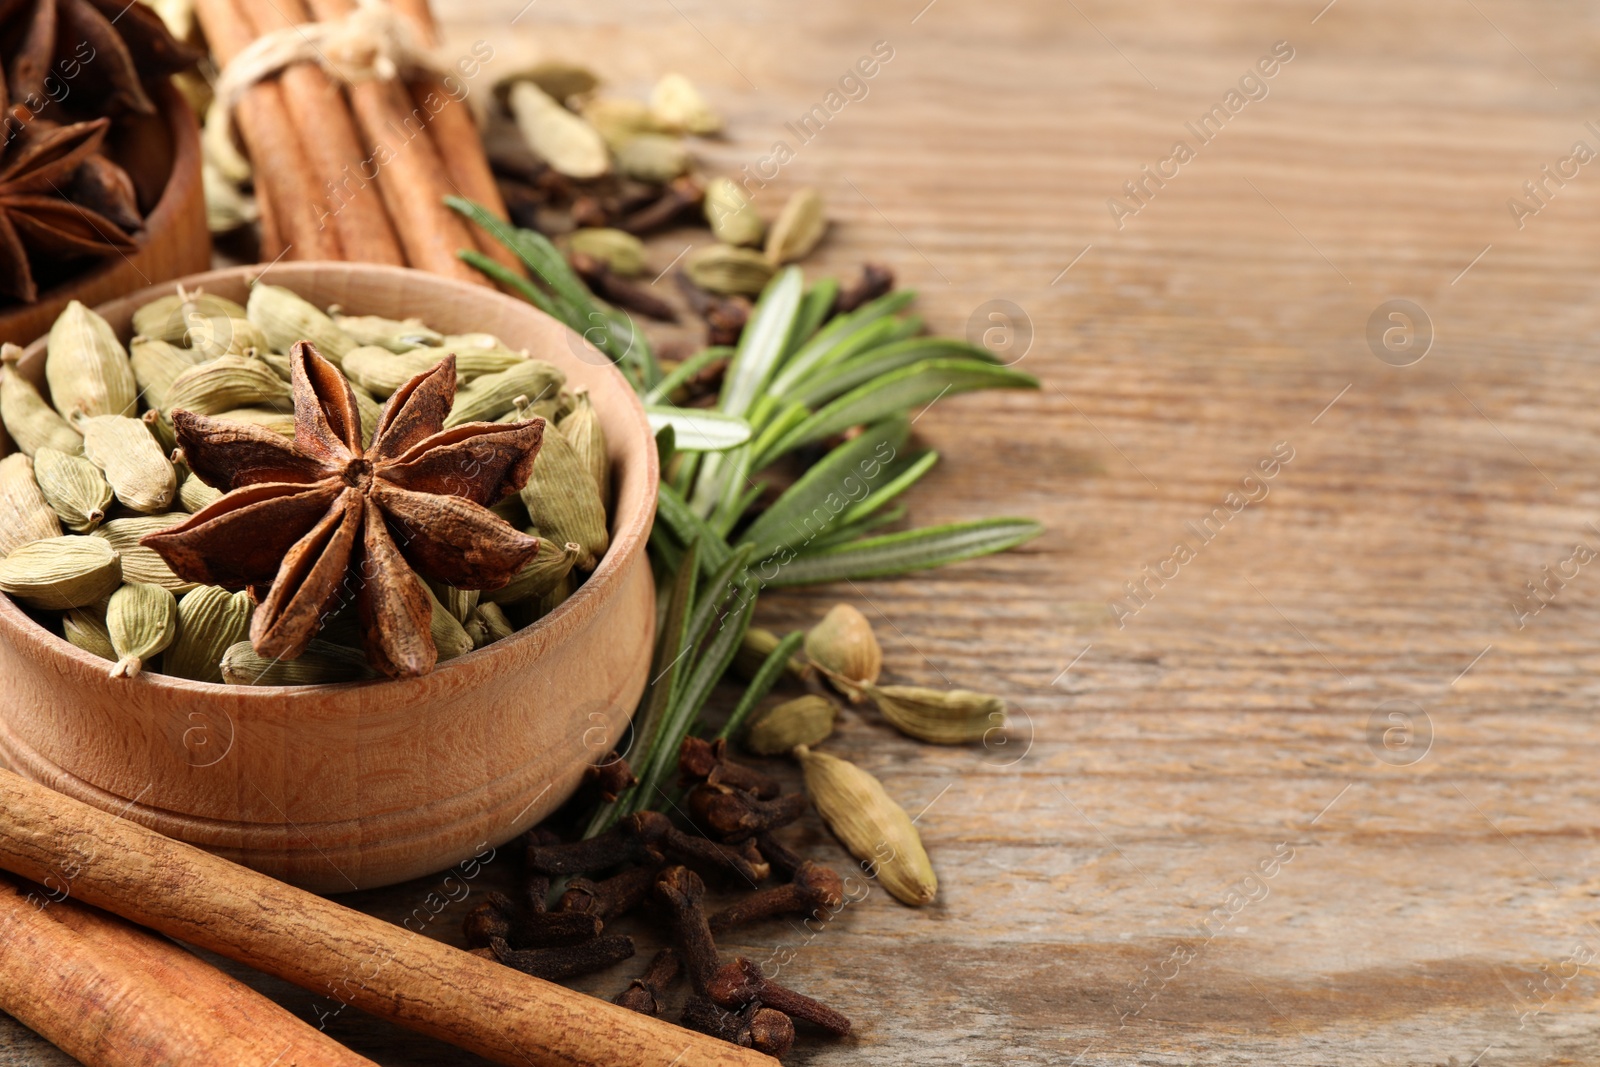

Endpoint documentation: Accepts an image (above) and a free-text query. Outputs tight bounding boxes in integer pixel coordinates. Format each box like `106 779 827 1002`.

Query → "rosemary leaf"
717 630 806 742
790 337 998 408
643 346 733 405
644 406 752 451
767 289 917 396
767 518 1044 586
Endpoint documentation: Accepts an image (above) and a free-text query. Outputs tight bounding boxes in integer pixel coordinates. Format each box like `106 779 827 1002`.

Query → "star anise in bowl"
144 341 547 679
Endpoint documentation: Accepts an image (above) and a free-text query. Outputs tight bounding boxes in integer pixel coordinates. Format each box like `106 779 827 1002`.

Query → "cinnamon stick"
240 0 406 266
193 0 342 261
0 771 773 1067
302 0 486 284
390 0 528 278
0 872 377 1066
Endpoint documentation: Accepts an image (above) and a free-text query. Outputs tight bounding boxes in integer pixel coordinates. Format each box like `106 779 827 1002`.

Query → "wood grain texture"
8 0 1600 1063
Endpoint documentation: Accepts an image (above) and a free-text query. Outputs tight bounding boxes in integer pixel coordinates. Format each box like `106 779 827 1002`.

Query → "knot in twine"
212 0 448 145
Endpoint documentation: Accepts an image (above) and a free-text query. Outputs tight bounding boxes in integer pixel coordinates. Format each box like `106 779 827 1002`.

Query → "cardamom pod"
221 638 374 686
566 228 646 277
33 447 113 533
508 80 610 179
427 580 479 624
863 684 1005 745
143 410 176 456
46 300 138 419
534 570 575 618
614 134 690 184
130 338 200 412
805 603 881 701
765 188 827 265
559 388 609 504
177 472 223 513
254 350 292 381
63 606 115 661
164 354 293 416
473 601 515 644
580 96 665 151
1 344 83 457
213 408 297 436
795 745 937 906
429 587 474 662
246 284 357 366
500 60 599 106
106 582 178 678
94 514 194 591
132 290 247 343
164 586 253 683
521 427 609 570
733 625 808 681
0 453 64 556
77 414 177 513
0 535 122 609
330 313 443 353
444 360 566 427
746 695 837 755
350 382 381 448
187 314 269 360
650 73 723 135
343 345 528 398
483 538 581 604
704 177 764 247
685 244 775 296
439 333 520 354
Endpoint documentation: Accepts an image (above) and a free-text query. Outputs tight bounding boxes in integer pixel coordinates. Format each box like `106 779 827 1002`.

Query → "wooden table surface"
8 1 1600 1064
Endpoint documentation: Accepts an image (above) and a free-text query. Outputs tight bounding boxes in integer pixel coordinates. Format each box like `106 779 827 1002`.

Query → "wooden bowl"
0 82 210 346
0 263 659 892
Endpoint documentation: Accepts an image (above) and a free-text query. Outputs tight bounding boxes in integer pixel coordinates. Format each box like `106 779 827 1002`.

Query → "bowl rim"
2 261 660 698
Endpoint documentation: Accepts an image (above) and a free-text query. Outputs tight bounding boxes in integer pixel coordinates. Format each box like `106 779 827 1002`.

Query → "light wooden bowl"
0 263 659 892
0 83 210 346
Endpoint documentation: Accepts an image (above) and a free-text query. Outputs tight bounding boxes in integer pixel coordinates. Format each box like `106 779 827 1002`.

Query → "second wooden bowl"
0 263 658 892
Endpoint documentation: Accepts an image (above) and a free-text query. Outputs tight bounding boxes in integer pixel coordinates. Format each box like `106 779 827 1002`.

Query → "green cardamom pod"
558 388 609 504
0 535 122 609
795 745 937 906
212 408 297 436
343 345 529 398
330 312 444 353
63 605 115 661
444 360 566 427
165 586 253 683
349 382 381 448
509 80 610 179
187 315 269 361
764 188 827 265
106 582 178 679
685 244 775 296
428 587 475 661
565 228 647 276
76 414 177 513
46 300 138 419
745 695 837 755
483 538 581 604
1 344 83 457
94 514 194 592
614 134 690 184
33 446 114 533
221 638 374 686
132 290 247 343
704 177 764 247
426 580 479 624
143 410 176 457
533 570 575 618
650 73 723 135
130 338 201 412
520 428 609 570
246 284 356 366
804 603 881 701
473 601 516 644
177 472 223 513
164 354 292 416
0 453 63 557
579 96 664 151
863 684 1005 745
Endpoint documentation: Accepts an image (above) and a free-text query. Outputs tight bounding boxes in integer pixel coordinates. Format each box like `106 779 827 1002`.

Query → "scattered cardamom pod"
805 603 881 701
213 408 297 436
63 606 115 661
221 638 374 686
94 515 194 592
445 360 566 427
559 388 609 504
165 586 252 683
0 453 64 556
76 414 177 513
246 284 357 366
0 535 122 609
106 582 178 679
483 539 582 604
650 72 723 135
746 695 837 756
862 684 1005 745
164 354 293 416
1 344 83 457
130 338 200 412
685 244 775 296
132 290 247 343
581 96 666 151
521 428 609 570
33 447 113 533
330 313 443 353
795 745 937 907
704 177 764 247
46 300 138 419
733 625 808 680
177 472 222 513
614 134 690 184
567 228 647 277
765 188 827 265
508 80 610 179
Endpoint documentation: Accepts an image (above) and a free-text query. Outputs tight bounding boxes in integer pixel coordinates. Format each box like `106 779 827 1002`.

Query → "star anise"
144 341 546 679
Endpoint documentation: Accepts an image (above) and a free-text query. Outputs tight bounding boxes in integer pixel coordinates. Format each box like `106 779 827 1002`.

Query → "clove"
583 752 637 805
707 957 852 1036
619 175 704 234
834 262 895 315
680 996 795 1057
525 822 660 875
754 831 806 882
489 934 636 982
570 253 680 322
709 861 844 934
653 866 720 995
689 782 809 842
463 892 602 950
679 737 781 799
613 947 680 1016
559 863 658 921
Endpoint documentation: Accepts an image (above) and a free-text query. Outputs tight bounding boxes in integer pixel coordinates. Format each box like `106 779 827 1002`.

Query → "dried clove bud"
680 994 749 1045
614 947 681 1016
754 831 807 882
707 957 852 1036
679 737 780 799
834 262 895 315
654 866 721 994
462 891 602 949
630 811 771 886
620 175 704 234
524 822 660 875
584 753 637 804
558 863 658 920
488 933 635 981
570 253 680 322
709 861 845 934
689 783 809 842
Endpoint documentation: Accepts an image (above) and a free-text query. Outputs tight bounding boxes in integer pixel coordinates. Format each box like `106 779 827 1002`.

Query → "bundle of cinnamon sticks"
193 0 523 282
